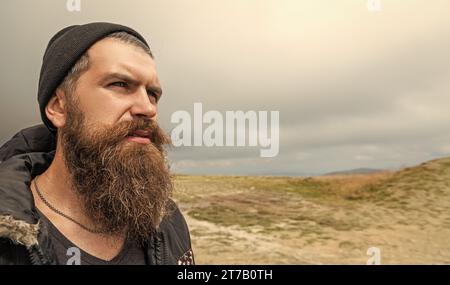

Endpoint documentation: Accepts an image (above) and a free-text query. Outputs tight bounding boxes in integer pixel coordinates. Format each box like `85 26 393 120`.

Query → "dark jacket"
0 124 194 265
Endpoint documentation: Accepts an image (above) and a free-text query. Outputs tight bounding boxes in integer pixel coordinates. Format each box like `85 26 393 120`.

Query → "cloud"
355 155 374 161
1 0 450 175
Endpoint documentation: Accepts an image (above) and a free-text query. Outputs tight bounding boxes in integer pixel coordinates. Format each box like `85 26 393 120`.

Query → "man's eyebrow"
100 72 163 95
100 72 136 84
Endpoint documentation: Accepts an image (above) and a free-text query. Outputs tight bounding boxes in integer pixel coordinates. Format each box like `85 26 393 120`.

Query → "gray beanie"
38 22 150 134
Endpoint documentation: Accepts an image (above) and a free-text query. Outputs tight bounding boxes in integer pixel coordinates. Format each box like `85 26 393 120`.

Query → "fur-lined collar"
0 215 40 248
0 125 55 248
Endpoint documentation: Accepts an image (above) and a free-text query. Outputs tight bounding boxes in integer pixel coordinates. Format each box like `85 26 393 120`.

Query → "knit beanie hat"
38 22 150 134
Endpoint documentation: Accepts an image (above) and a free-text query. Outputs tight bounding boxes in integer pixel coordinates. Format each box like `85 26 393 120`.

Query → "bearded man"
0 22 194 265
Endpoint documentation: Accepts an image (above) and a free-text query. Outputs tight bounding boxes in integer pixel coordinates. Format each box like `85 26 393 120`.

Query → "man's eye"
110 81 128 88
147 90 158 102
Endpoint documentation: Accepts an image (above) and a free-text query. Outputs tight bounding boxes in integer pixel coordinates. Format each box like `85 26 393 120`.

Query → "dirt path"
184 204 450 264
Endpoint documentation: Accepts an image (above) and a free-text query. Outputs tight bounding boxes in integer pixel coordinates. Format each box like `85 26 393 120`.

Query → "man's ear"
45 88 67 129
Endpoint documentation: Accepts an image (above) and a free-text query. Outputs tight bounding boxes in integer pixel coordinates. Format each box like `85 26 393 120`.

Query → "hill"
324 167 384 176
173 157 450 264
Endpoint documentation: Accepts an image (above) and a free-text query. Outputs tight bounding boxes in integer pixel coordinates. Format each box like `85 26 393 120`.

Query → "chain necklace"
33 175 102 234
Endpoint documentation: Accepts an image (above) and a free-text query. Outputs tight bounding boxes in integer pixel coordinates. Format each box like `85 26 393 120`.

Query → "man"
0 22 194 265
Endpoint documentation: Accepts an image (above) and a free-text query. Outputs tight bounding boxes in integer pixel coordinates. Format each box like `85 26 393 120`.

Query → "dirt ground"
173 157 450 264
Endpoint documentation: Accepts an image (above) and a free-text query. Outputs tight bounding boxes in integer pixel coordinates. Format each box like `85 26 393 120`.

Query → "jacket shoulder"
0 238 32 265
0 124 55 162
159 200 195 265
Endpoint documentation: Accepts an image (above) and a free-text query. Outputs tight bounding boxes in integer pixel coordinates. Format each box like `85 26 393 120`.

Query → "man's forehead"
87 38 160 86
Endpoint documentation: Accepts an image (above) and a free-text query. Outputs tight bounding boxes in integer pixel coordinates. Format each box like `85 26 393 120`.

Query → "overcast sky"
1 0 450 175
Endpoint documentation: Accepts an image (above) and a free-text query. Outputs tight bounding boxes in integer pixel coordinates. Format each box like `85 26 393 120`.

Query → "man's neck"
30 147 126 261
36 149 82 217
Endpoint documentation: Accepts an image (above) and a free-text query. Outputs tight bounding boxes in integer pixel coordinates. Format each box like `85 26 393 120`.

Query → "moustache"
99 118 171 148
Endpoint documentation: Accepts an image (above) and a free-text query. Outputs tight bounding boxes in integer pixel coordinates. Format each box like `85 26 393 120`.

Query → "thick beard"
60 99 173 245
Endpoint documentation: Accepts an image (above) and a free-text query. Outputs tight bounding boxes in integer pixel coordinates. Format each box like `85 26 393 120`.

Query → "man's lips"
133 130 151 138
126 129 151 144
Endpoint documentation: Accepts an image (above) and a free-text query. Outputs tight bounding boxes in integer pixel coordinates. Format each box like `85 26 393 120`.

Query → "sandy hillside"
173 157 450 264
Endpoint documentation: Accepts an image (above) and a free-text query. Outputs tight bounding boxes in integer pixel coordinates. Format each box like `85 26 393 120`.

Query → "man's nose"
129 87 157 119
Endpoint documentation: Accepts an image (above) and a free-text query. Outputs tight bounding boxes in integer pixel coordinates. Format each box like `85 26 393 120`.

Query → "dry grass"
173 157 450 264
